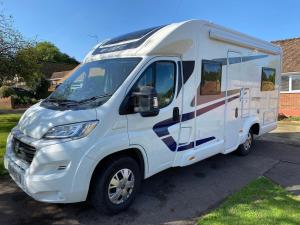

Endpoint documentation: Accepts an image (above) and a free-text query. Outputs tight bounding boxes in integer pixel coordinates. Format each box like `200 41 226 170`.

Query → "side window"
156 62 176 107
261 67 276 91
200 60 222 95
134 61 176 108
281 75 289 92
135 65 154 90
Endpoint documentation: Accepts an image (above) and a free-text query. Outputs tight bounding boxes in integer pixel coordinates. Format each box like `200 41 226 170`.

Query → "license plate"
8 162 23 185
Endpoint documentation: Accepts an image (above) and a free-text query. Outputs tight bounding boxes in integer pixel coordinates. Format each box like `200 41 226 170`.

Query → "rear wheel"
237 129 253 156
90 157 141 214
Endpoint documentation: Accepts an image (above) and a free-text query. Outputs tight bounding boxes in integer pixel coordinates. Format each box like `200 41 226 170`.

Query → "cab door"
126 57 182 176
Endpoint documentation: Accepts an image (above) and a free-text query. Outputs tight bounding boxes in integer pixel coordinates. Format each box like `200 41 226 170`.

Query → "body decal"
162 136 216 152
153 92 240 151
191 89 240 106
153 54 266 151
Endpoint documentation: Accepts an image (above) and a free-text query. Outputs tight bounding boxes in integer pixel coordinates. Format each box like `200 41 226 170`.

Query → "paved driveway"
1 124 300 225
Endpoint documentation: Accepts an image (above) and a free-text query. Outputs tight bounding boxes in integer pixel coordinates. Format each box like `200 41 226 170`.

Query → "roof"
84 20 281 63
50 71 71 80
272 37 300 73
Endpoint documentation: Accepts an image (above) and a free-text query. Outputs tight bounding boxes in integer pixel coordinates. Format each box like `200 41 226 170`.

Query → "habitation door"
225 51 242 150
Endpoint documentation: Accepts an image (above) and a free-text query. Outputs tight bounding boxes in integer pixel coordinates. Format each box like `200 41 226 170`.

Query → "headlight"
44 121 98 139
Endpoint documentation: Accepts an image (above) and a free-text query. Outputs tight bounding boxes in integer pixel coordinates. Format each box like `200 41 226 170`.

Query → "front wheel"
237 129 254 156
90 157 141 214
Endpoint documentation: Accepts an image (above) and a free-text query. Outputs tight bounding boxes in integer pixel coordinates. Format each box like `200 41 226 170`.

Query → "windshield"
46 58 141 105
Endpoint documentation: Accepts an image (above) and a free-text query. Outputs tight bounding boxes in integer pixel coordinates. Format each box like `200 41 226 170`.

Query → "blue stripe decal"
153 93 240 151
196 136 216 146
177 136 216 152
178 142 195 152
162 136 177 152
153 118 178 137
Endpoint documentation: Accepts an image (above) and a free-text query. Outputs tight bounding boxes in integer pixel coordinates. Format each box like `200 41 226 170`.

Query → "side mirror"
132 86 159 117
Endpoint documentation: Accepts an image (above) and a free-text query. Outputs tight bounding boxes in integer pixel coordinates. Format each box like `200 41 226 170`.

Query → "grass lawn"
0 114 21 175
282 116 300 121
198 177 300 225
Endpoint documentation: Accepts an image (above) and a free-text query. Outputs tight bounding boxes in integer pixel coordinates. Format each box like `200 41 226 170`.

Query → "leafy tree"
35 41 78 64
0 10 32 85
15 46 42 90
0 9 78 98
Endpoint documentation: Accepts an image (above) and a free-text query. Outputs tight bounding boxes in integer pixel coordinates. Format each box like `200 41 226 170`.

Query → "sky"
2 0 300 61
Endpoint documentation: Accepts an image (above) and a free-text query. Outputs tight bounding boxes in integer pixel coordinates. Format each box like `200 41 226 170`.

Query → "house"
48 70 72 91
272 37 300 116
48 65 80 91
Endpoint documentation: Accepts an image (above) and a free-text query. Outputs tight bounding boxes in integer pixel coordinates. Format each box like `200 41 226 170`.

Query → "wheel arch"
87 146 148 198
241 116 260 143
250 123 260 135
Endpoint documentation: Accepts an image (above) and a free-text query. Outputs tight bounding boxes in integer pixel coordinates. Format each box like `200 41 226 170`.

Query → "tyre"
90 157 141 214
237 129 254 156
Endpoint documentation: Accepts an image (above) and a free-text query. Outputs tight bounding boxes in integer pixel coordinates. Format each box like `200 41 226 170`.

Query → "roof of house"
50 71 71 80
272 37 300 73
42 62 79 79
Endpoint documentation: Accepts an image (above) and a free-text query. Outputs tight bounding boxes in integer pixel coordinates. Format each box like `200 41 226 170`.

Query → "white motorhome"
4 20 281 213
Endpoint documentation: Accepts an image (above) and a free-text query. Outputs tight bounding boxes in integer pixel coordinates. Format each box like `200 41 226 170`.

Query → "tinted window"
156 62 176 107
104 26 161 45
200 60 222 95
93 26 166 55
281 76 289 92
134 61 176 108
261 67 276 91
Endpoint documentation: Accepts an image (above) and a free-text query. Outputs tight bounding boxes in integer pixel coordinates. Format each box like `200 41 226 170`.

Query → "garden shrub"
0 86 16 98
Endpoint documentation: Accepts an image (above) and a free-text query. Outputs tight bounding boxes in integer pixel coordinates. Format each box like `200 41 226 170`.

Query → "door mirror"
132 86 159 117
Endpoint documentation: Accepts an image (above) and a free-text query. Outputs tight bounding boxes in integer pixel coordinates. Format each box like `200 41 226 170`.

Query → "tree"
0 13 26 57
0 10 32 85
0 9 78 96
35 41 78 65
15 46 42 90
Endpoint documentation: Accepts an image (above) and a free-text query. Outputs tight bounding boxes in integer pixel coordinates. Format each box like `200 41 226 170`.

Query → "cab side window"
134 61 176 108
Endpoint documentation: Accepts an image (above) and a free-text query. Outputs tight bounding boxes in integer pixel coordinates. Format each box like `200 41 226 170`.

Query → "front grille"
12 138 36 164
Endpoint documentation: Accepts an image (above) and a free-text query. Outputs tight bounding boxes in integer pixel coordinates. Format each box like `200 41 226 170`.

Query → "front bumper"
4 131 94 203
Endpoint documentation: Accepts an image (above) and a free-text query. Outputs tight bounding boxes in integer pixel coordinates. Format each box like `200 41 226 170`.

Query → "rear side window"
200 60 222 95
261 67 276 91
134 61 176 108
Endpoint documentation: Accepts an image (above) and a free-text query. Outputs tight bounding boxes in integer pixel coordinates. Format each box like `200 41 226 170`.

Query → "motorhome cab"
4 20 281 213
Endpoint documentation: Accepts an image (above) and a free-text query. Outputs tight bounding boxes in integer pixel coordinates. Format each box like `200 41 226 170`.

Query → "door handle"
173 107 180 122
235 107 239 118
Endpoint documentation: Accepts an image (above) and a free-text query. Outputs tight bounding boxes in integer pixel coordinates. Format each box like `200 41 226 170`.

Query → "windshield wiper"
46 98 78 103
44 98 80 107
43 94 112 108
78 94 112 104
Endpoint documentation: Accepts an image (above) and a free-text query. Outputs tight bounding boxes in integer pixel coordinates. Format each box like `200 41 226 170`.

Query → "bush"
0 86 16 98
11 95 38 106
12 87 35 98
34 78 50 99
